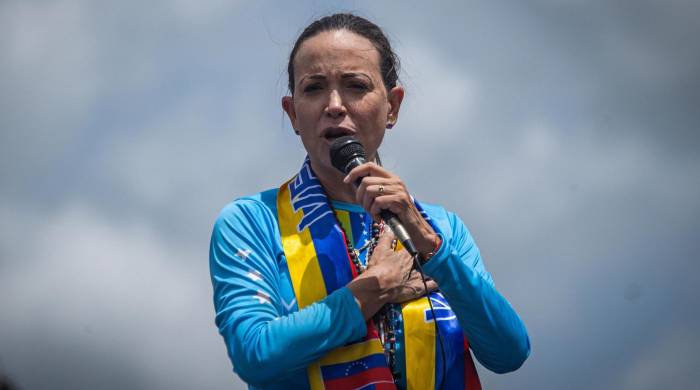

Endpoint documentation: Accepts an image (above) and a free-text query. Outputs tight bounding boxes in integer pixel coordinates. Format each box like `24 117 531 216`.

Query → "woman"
210 13 529 389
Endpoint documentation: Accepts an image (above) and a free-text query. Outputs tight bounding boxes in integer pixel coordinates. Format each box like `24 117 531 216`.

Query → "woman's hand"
366 228 438 303
388 270 439 304
347 229 438 320
343 162 441 258
364 228 415 301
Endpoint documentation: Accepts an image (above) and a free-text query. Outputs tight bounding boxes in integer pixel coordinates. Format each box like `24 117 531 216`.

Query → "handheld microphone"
329 136 418 256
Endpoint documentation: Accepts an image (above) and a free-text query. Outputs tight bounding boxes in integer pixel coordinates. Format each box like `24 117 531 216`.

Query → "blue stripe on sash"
435 336 444 390
443 333 466 390
308 220 354 292
431 293 467 389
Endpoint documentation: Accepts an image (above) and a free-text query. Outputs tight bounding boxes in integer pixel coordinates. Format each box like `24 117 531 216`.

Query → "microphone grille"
330 136 366 174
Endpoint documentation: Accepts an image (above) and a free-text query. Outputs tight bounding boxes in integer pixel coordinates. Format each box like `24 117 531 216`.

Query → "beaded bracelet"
419 236 442 264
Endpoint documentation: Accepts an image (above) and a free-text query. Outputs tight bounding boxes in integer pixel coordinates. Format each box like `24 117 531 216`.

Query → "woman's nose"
325 90 346 117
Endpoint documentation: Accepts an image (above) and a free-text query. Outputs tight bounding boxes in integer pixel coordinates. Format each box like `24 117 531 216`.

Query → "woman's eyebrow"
341 72 371 79
300 74 326 83
300 73 372 84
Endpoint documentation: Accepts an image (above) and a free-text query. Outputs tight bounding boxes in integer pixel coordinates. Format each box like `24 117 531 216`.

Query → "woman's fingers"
373 228 410 267
354 178 410 220
368 229 413 270
368 228 398 262
406 272 436 292
375 228 395 251
355 177 395 212
425 279 439 293
369 194 404 219
388 274 439 303
344 163 407 216
343 162 391 185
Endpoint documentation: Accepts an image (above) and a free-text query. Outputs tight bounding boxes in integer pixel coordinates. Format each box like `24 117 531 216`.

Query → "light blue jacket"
210 189 530 389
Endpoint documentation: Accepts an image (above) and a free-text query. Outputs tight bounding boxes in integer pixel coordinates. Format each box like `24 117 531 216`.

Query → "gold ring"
378 185 384 194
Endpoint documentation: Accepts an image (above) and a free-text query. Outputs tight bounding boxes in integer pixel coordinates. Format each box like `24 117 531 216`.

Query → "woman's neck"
310 160 357 204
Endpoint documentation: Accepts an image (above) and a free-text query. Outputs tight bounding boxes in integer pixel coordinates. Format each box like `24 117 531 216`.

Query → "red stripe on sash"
323 367 395 389
366 320 379 338
464 338 482 390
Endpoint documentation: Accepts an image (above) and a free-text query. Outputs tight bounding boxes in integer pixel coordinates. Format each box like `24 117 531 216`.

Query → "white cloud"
617 324 700 388
397 40 479 143
0 1 100 170
0 203 244 389
169 0 243 27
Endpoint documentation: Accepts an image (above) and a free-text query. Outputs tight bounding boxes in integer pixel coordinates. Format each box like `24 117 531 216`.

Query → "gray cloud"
1 1 698 389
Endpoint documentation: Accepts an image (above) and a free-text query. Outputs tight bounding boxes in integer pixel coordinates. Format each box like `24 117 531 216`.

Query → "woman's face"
282 29 404 176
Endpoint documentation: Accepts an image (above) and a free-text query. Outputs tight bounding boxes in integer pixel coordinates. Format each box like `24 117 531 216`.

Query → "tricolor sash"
277 159 481 389
400 294 482 390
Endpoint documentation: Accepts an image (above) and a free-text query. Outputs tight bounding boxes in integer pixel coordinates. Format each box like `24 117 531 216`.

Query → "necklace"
329 207 401 382
340 218 380 276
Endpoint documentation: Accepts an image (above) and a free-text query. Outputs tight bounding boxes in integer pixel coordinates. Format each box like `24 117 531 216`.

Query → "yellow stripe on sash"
308 364 324 390
402 297 436 390
320 338 384 365
277 180 326 308
336 209 353 244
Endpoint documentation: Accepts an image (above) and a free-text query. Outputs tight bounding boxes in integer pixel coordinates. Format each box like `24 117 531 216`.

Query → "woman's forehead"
293 30 380 75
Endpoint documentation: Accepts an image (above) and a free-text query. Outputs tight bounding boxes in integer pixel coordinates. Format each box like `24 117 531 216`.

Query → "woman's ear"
282 96 299 134
386 86 405 129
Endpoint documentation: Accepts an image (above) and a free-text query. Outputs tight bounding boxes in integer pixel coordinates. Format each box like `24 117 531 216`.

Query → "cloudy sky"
1 1 699 389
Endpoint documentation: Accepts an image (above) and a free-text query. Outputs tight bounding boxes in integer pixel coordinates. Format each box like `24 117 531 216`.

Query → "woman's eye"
303 84 322 93
348 82 368 90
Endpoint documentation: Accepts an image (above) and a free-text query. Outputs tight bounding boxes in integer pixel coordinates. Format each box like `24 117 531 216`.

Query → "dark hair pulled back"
287 13 400 94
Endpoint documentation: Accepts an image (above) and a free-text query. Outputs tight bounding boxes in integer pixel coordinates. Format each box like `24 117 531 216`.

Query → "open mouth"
322 127 354 141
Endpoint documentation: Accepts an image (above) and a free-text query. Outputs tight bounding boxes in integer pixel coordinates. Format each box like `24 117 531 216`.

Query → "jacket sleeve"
209 199 367 387
422 211 530 373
